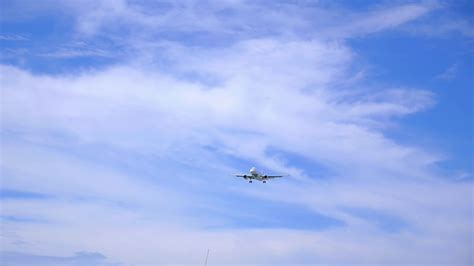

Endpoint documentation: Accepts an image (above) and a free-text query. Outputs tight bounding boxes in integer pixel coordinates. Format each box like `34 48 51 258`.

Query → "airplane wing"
235 175 248 178
265 175 284 179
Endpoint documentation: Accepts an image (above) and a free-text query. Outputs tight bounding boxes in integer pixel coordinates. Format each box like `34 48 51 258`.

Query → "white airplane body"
235 167 284 183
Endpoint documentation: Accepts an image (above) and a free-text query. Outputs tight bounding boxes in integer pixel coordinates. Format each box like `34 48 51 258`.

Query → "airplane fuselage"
236 167 283 183
249 167 266 181
250 167 259 177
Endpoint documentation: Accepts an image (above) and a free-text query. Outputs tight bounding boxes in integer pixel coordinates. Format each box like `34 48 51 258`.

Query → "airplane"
235 167 284 183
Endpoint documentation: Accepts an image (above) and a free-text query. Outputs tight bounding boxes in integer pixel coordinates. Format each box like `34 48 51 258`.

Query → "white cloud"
437 63 459 80
38 48 113 58
1 1 472 265
1 39 470 263
322 3 439 38
3 0 436 39
0 34 28 41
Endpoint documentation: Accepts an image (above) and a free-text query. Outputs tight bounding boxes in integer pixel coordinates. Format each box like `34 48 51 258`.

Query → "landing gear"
263 180 266 183
249 180 252 183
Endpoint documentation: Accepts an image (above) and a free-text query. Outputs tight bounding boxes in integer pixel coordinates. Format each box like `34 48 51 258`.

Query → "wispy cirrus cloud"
321 3 439 38
437 63 460 80
66 0 439 47
0 34 28 41
38 48 113 58
1 1 472 265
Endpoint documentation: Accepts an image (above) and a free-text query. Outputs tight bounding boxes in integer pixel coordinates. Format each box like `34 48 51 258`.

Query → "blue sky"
0 0 473 265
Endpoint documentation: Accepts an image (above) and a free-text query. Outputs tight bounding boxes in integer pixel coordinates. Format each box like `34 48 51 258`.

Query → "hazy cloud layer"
1 1 472 265
0 251 119 266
